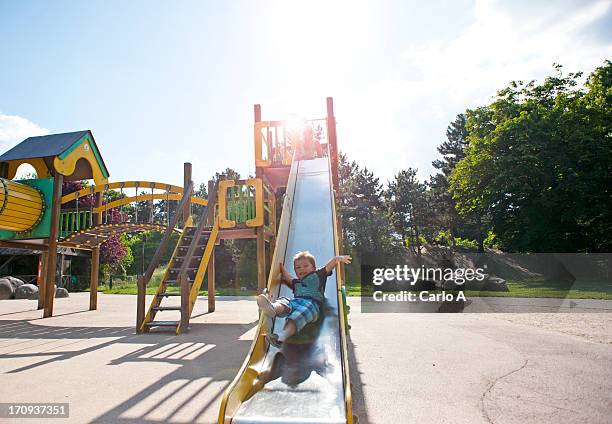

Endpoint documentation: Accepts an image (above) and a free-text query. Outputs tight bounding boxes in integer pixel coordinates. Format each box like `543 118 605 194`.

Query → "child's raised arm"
279 263 294 286
324 255 352 274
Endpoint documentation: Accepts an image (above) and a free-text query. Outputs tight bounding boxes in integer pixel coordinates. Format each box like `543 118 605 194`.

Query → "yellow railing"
217 179 264 229
61 181 184 204
254 121 294 167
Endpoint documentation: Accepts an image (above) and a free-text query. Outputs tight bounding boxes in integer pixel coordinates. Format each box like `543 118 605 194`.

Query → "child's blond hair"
293 251 316 267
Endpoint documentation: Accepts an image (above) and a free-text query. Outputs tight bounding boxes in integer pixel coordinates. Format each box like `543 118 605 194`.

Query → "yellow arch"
53 139 108 185
6 159 52 180
61 181 185 204
92 193 207 213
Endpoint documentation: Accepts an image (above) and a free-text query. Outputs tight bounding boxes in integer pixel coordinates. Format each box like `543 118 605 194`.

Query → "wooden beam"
255 104 263 181
44 172 63 318
207 179 215 313
136 276 145 333
216 228 257 240
94 191 103 225
183 163 192 223
208 247 215 312
254 103 268 293
256 227 266 293
89 191 103 311
326 97 339 193
180 273 189 333
37 252 47 310
0 240 48 251
58 253 65 292
89 247 100 310
57 243 94 251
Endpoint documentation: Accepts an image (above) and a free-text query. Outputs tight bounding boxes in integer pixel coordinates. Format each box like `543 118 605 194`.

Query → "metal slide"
218 157 352 424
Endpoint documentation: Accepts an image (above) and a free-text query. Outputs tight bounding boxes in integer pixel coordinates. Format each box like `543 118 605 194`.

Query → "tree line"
339 61 611 274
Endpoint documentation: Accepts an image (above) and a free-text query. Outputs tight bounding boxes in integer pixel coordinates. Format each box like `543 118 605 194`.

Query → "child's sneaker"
265 333 282 348
257 294 277 318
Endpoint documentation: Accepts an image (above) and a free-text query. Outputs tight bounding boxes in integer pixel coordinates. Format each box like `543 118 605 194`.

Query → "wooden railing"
136 182 193 332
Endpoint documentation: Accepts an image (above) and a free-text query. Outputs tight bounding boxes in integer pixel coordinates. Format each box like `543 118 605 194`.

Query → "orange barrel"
0 178 44 232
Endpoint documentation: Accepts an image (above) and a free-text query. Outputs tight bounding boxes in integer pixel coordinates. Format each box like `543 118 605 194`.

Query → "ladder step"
156 292 181 297
165 279 194 284
153 306 181 311
145 320 179 327
168 267 199 272
182 234 210 239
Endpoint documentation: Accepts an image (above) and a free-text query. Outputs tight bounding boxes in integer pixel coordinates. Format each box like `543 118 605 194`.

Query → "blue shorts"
276 297 320 332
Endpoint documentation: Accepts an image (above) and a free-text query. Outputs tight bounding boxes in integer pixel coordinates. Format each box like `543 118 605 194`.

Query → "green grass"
96 267 258 296
464 279 612 300
95 273 611 300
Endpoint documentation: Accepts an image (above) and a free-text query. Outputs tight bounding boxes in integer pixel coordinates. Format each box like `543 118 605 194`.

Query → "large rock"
7 276 25 289
55 287 69 298
14 284 39 300
485 276 508 291
0 278 14 299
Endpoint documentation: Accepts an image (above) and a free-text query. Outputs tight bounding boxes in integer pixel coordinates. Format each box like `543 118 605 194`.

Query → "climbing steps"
141 221 219 334
139 181 219 335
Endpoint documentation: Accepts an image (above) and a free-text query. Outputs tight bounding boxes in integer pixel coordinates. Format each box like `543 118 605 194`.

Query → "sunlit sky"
1 0 610 185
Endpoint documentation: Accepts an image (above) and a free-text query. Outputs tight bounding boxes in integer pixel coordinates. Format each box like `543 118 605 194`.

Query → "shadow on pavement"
348 335 370 424
0 319 257 423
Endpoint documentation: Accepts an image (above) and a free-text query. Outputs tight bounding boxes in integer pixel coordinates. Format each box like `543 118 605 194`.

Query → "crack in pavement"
481 358 529 424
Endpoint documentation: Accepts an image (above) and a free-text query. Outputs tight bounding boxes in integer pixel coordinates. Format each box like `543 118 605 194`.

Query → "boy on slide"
257 251 352 348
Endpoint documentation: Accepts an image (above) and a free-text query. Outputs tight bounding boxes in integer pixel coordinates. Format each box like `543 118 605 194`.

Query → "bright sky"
1 0 610 185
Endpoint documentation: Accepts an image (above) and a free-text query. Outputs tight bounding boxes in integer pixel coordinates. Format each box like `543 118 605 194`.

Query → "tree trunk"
477 215 485 253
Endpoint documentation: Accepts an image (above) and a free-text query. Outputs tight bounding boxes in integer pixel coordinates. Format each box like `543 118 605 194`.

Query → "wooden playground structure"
0 98 340 336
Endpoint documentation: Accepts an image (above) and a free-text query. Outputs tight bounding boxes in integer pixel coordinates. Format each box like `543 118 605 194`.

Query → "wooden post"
254 104 263 179
269 188 277 258
59 252 65 290
43 172 63 318
89 192 102 310
180 273 189 332
37 252 47 310
256 229 266 293
89 248 100 310
207 179 215 313
208 249 215 313
254 104 267 292
254 104 261 124
326 97 339 193
136 276 145 333
183 163 192 224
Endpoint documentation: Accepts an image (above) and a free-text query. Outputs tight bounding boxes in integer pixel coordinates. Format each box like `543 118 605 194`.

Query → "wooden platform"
60 223 174 247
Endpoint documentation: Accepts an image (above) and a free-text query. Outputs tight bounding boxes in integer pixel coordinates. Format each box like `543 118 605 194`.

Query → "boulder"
55 287 69 298
7 276 25 289
0 278 14 299
485 276 508 292
14 284 38 299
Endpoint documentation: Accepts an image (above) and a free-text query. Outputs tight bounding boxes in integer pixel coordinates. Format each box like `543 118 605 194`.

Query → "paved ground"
1 293 611 424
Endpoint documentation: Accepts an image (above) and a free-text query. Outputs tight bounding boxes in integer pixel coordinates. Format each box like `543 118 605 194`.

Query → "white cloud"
341 0 612 183
0 113 49 152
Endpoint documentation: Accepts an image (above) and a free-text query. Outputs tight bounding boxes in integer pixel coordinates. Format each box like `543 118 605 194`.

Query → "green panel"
0 177 54 241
